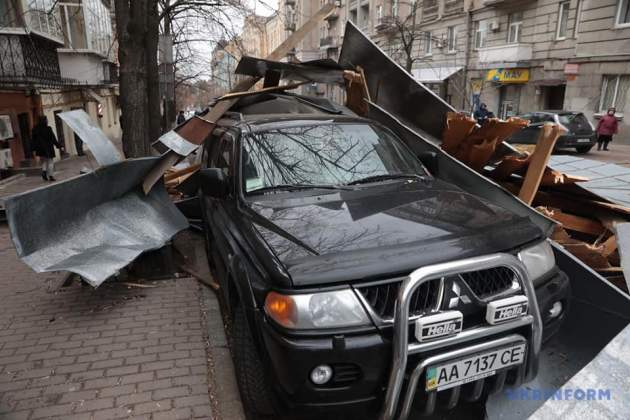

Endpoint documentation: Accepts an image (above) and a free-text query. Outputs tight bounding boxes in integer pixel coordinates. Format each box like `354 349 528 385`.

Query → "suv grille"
460 266 516 299
357 279 441 320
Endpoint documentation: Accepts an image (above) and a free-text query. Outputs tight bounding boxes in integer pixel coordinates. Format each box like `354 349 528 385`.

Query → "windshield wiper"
346 173 426 186
248 184 348 195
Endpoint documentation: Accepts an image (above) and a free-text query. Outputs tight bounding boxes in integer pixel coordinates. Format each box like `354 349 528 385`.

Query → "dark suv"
199 94 570 419
507 111 596 153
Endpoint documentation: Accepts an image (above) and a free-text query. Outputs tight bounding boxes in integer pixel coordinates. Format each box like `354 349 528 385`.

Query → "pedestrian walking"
176 110 186 125
596 107 619 151
32 116 62 181
474 103 494 126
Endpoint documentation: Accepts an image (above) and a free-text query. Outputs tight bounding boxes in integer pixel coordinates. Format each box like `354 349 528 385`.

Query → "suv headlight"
518 240 556 281
264 289 371 329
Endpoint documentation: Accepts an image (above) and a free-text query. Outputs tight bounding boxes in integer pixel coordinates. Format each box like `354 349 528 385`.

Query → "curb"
0 173 25 188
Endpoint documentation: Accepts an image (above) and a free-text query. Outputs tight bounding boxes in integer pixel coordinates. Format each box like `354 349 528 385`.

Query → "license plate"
425 343 526 391
577 138 591 143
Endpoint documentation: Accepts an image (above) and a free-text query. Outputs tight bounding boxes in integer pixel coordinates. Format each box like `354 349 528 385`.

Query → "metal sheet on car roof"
548 156 630 207
235 56 345 84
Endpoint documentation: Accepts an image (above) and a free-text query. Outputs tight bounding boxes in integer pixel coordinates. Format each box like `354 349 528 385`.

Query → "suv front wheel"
576 145 593 154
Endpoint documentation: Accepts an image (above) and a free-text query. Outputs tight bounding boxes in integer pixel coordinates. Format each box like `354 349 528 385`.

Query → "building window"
392 0 399 17
617 0 630 26
600 75 630 112
377 5 383 22
574 0 583 37
447 26 456 52
474 20 488 49
508 12 523 44
556 1 570 40
424 31 432 55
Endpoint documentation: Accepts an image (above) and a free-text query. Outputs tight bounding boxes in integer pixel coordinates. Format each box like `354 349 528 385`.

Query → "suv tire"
576 145 593 154
231 304 277 419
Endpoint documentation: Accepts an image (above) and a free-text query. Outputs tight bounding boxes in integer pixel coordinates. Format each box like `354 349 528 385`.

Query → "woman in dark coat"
32 116 62 181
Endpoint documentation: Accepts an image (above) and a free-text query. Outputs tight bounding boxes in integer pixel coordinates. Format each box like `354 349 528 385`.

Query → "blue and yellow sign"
486 68 530 83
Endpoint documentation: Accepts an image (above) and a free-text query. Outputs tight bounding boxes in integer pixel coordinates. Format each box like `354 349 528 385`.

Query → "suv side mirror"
200 168 228 198
418 151 438 176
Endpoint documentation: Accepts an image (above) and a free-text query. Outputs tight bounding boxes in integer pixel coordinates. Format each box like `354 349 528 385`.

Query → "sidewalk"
0 154 244 419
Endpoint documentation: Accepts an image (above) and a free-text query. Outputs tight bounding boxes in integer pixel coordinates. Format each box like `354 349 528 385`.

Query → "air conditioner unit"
489 19 500 32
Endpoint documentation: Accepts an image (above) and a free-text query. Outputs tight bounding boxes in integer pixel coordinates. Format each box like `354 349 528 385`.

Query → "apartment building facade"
0 0 120 169
230 1 630 137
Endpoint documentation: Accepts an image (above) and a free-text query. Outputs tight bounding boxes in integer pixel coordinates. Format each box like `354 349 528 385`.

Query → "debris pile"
442 112 630 292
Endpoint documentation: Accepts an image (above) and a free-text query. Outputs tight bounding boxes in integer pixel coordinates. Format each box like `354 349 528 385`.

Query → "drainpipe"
462 0 473 111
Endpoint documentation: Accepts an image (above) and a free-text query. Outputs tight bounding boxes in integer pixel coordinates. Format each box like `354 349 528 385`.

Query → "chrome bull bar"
379 253 542 420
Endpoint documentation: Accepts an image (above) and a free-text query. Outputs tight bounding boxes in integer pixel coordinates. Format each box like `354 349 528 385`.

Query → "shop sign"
486 68 530 83
564 64 579 75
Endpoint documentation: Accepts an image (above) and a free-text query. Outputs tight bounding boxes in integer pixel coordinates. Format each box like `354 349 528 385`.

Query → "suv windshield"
242 123 426 193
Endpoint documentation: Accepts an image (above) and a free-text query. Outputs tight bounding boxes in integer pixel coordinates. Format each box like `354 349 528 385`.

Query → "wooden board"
549 210 605 236
518 124 562 205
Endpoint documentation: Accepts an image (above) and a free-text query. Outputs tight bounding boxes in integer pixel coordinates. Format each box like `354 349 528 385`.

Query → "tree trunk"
115 0 159 158
146 0 161 143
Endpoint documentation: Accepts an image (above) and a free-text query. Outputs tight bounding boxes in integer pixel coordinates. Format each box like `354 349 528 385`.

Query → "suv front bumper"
258 266 570 417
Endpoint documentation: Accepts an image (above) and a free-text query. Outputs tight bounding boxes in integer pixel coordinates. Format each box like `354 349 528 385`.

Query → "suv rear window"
242 123 426 193
558 113 591 132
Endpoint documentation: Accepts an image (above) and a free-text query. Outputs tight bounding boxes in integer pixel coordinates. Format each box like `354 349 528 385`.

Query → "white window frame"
475 20 487 49
556 1 570 40
508 12 523 44
377 5 383 23
424 31 432 56
599 75 628 112
447 26 456 53
392 0 399 18
616 0 630 28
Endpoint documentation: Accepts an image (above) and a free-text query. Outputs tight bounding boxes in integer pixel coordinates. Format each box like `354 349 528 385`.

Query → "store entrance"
543 84 566 110
499 84 522 119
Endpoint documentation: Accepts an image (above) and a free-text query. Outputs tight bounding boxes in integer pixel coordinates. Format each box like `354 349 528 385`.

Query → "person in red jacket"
596 107 619 151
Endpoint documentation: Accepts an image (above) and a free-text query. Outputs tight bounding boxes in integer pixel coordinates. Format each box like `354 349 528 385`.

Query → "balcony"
375 16 398 33
444 0 464 16
482 0 536 7
0 33 65 87
478 43 533 64
422 2 439 22
325 9 339 21
284 0 296 5
319 36 338 50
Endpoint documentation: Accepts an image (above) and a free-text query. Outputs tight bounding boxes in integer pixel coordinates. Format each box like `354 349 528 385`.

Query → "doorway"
17 113 32 161
499 84 522 119
53 110 68 159
543 85 566 110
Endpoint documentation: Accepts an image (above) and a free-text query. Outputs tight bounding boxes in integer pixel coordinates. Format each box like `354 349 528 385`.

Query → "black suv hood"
248 180 543 286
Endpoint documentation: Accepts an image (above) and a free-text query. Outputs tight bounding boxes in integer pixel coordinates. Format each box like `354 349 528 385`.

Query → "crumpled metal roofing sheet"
57 110 123 166
5 157 188 287
548 155 630 208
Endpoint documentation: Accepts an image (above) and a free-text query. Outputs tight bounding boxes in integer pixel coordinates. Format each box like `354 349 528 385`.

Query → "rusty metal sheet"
5 157 188 287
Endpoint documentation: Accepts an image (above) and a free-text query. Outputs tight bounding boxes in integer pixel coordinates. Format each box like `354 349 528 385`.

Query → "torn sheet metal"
613 223 630 292
57 110 123 166
153 116 215 157
530 324 630 419
339 22 452 140
549 155 630 208
5 157 188 287
156 130 199 157
235 56 345 85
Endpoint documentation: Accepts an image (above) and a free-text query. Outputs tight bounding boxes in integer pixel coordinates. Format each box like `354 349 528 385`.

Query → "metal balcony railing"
0 33 65 87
